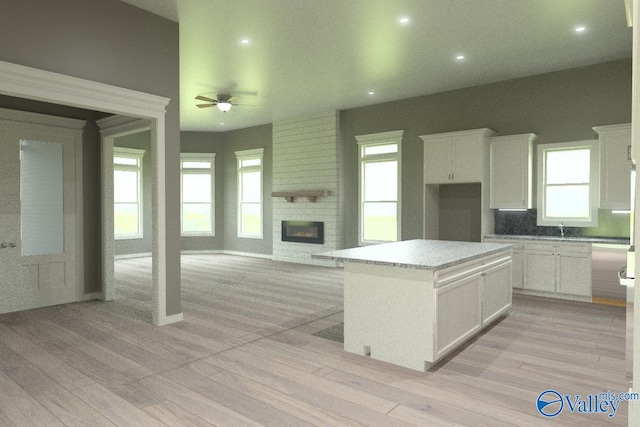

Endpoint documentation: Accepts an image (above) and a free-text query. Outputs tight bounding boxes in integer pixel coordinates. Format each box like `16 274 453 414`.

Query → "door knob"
0 243 6 249
9 242 16 248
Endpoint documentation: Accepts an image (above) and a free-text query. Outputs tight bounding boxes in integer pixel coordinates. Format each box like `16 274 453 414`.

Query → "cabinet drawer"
524 241 591 254
435 252 511 287
484 238 523 250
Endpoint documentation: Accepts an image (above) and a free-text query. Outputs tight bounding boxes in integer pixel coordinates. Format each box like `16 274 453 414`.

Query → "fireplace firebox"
282 221 324 244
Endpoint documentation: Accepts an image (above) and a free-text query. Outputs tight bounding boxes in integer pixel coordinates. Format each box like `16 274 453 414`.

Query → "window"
181 153 215 235
537 140 599 227
236 148 264 238
114 147 145 239
355 130 403 244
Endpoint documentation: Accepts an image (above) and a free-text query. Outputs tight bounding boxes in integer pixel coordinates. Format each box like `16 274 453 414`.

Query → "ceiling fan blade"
196 103 216 108
195 95 217 103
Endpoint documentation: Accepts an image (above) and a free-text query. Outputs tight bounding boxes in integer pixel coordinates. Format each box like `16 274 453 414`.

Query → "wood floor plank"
144 400 217 427
0 370 64 426
139 374 265 427
209 370 363 426
71 383 167 427
38 389 117 427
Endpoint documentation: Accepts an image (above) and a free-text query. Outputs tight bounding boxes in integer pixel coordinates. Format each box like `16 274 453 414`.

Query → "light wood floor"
0 254 629 426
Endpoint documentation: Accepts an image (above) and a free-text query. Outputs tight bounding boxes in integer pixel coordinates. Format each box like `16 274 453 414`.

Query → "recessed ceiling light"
368 91 375 95
456 55 465 61
575 26 586 33
240 38 251 45
399 17 409 24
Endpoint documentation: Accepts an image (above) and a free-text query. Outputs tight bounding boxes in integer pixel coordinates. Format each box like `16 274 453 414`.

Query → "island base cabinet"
435 275 482 360
343 263 434 372
482 261 513 324
342 251 512 372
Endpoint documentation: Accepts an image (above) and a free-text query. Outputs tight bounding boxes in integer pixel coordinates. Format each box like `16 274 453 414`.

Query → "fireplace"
282 221 324 244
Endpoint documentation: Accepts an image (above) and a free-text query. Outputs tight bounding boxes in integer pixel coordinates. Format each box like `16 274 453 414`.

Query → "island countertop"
313 239 512 271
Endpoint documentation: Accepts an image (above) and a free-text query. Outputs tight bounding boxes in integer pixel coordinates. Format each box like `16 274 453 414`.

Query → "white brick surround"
272 111 342 266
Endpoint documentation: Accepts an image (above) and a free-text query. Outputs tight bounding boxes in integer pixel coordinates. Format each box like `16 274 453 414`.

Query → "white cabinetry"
421 128 496 184
484 238 523 289
489 133 536 209
523 241 591 299
341 248 512 371
434 253 511 361
594 124 632 210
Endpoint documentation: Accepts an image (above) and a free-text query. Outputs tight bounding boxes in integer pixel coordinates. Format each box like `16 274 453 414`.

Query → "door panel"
0 127 77 314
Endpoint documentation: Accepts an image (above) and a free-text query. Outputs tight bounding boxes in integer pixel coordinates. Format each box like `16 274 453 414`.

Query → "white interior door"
0 126 78 314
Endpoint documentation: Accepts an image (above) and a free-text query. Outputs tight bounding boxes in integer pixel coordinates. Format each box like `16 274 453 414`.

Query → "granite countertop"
484 234 630 245
312 239 512 271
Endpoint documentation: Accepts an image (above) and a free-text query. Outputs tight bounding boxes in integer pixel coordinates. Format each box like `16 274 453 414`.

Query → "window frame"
536 140 599 227
180 153 216 236
235 148 264 239
113 146 145 240
355 130 403 246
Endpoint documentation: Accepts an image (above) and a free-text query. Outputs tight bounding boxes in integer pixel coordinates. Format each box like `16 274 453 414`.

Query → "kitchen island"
314 239 512 371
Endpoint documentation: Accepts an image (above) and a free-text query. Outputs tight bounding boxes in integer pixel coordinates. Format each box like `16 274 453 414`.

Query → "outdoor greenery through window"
114 147 145 239
356 130 403 244
537 140 598 227
181 153 215 235
236 148 264 238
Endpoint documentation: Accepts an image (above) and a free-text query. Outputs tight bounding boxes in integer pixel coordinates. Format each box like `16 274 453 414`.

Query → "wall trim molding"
0 60 178 326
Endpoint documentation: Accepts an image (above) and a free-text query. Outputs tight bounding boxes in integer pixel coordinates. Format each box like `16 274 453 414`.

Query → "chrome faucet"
558 223 565 237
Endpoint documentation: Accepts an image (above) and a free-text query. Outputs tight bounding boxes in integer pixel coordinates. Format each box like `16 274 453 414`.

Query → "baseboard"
115 252 152 260
513 288 592 303
221 250 273 260
181 250 223 255
180 249 273 260
156 312 183 326
80 291 104 301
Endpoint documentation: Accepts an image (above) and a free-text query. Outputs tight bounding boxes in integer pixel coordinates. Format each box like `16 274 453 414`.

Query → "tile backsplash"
494 209 630 239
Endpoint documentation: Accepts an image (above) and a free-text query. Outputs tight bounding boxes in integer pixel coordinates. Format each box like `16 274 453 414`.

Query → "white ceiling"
120 0 632 132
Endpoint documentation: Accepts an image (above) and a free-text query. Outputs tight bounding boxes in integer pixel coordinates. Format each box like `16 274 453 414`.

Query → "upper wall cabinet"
594 123 632 210
420 128 496 184
489 133 537 209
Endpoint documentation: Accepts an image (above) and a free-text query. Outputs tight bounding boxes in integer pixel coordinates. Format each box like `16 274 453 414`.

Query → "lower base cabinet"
524 242 591 299
484 238 592 300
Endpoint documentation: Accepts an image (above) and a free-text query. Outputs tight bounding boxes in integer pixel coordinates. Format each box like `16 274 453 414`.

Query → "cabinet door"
489 135 534 209
482 261 512 324
512 249 524 289
597 125 631 210
451 135 483 182
424 135 452 183
524 250 556 292
557 253 591 297
436 273 482 359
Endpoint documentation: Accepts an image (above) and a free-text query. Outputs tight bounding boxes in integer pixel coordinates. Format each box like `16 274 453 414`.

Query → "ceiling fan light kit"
195 94 235 112
217 102 232 112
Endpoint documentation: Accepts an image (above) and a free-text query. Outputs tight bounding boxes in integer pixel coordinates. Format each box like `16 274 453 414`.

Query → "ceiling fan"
195 94 236 112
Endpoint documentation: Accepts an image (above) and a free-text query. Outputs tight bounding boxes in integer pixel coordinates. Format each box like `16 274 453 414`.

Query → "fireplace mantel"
271 190 330 203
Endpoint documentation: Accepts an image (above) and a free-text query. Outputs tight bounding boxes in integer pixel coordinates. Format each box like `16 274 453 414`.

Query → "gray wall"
0 0 182 314
114 131 152 256
180 132 226 252
223 124 273 255
181 125 273 255
341 59 632 248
